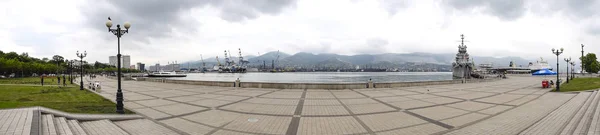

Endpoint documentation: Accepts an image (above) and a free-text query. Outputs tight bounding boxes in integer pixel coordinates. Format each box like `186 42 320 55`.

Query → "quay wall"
120 77 501 89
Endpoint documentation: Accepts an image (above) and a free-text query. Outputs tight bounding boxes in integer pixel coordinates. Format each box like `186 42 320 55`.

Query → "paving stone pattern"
74 75 594 135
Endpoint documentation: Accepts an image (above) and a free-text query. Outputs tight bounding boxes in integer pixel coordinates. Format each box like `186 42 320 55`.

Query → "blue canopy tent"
532 69 557 75
533 68 556 88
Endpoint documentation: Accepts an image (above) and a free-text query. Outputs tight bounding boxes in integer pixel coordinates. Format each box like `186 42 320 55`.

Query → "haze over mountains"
185 51 541 70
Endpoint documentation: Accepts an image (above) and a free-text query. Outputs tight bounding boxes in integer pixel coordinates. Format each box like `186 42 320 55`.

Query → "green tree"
581 53 600 73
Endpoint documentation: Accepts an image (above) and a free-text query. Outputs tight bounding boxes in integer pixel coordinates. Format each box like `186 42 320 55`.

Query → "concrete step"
560 91 598 135
573 90 600 134
113 119 178 135
66 120 87 135
519 92 591 134
589 91 600 135
54 117 73 135
80 119 129 135
42 114 58 135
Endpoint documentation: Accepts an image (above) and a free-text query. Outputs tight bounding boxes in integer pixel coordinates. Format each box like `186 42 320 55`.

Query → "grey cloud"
444 0 526 20
81 0 296 41
379 0 410 15
356 38 389 54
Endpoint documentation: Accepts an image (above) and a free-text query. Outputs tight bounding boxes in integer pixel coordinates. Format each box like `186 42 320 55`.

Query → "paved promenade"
84 76 571 135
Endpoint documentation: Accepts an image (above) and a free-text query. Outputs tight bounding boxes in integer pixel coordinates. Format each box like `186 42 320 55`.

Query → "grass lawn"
559 78 600 92
0 77 133 114
0 76 75 85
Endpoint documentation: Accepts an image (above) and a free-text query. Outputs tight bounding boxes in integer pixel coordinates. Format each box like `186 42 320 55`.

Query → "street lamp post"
70 60 75 84
564 57 571 83
106 17 131 114
552 48 563 91
570 61 575 80
582 44 585 73
76 51 87 90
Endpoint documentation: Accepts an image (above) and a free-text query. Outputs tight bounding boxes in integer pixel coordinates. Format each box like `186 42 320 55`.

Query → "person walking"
57 75 61 86
62 75 66 87
41 75 44 86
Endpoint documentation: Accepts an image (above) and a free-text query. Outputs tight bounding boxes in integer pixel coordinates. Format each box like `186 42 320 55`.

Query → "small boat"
147 71 187 77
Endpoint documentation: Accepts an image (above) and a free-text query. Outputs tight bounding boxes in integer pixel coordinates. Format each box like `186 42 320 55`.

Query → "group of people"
40 74 67 87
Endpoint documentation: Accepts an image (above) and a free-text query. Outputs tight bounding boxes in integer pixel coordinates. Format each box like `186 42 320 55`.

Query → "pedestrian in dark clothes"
57 75 61 85
41 76 44 86
62 75 66 86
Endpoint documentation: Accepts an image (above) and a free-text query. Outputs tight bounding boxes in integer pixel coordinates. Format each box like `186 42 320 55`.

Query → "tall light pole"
76 51 87 90
552 48 563 91
69 60 74 84
564 57 571 83
106 17 131 114
570 61 575 80
582 44 585 73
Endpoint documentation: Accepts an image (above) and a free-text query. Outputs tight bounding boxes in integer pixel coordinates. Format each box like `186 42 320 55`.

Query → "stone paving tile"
507 88 539 95
303 99 342 106
440 113 489 127
305 91 335 99
478 105 514 115
346 103 396 114
242 98 299 105
446 93 574 135
260 91 303 99
123 94 157 101
331 91 366 98
134 99 178 107
451 92 497 100
504 95 539 106
446 101 494 111
301 105 350 116
380 90 421 96
359 91 394 97
188 99 233 107
220 102 260 112
159 118 213 135
339 98 379 105
212 130 254 135
237 91 272 97
431 91 471 96
374 96 413 103
410 106 469 120
251 104 296 115
297 116 367 135
133 108 172 119
422 97 462 104
388 100 435 109
123 101 147 109
376 123 446 135
165 95 205 102
195 94 226 99
475 94 525 104
357 111 427 131
223 114 291 135
405 94 440 99
182 110 243 127
152 103 207 116
216 95 250 101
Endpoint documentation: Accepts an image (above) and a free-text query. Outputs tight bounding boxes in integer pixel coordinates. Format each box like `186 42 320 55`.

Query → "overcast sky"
1 0 599 65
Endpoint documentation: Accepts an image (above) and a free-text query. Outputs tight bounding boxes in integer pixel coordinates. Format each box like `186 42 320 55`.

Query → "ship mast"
216 56 221 66
224 50 229 66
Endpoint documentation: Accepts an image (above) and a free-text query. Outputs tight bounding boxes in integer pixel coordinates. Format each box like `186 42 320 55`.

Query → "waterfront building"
136 62 145 71
109 56 117 67
108 55 131 68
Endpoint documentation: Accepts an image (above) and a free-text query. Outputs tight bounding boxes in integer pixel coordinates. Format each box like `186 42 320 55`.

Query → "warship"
452 34 475 79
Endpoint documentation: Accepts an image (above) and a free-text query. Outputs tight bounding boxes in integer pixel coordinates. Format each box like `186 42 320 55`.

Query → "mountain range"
182 51 551 70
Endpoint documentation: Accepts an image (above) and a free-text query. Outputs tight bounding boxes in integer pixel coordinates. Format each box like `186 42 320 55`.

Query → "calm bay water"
169 72 453 83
